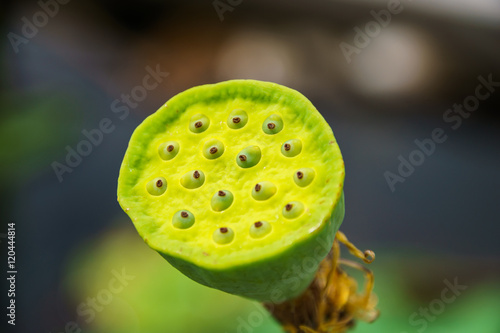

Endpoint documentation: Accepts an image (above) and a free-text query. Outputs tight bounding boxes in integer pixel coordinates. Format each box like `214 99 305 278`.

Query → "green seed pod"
189 114 210 133
227 109 248 129
213 227 234 245
262 114 283 134
172 210 195 229
249 221 272 239
293 168 315 187
281 139 302 157
180 170 205 189
158 141 180 161
118 80 345 302
282 201 305 219
203 139 225 159
211 190 234 212
236 146 261 168
146 177 167 196
251 181 277 201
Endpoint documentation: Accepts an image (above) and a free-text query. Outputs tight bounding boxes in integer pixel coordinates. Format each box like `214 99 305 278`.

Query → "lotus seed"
236 146 261 168
189 114 210 133
249 221 272 239
262 114 283 134
293 168 315 187
202 139 225 159
213 227 234 245
227 109 248 129
180 170 205 189
158 141 180 160
281 139 302 157
251 181 277 201
282 201 305 219
146 177 167 196
211 190 234 212
172 210 195 229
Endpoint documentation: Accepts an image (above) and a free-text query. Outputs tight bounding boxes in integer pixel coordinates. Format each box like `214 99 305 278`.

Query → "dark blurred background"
1 1 499 332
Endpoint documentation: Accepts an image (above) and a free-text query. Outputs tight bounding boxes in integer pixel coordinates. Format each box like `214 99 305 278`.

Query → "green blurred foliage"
0 92 81 186
62 224 500 333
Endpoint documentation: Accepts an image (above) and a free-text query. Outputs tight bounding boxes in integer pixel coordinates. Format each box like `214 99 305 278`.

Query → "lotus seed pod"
172 210 195 229
227 109 248 129
146 177 167 196
213 227 234 245
117 80 345 302
293 168 315 187
180 170 205 189
249 221 272 239
236 146 261 168
281 139 302 157
158 141 180 161
203 139 225 159
211 190 234 212
251 181 277 201
189 114 210 133
262 114 283 134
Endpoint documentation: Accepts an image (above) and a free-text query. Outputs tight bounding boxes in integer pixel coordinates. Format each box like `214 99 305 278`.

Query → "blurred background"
1 0 499 332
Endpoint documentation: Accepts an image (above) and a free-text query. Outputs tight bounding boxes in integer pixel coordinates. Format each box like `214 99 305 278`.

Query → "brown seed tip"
156 179 163 187
181 211 189 218
285 204 293 211
267 123 276 129
220 227 228 234
209 147 218 154
254 221 263 228
193 171 200 179
218 190 226 197
297 171 304 179
232 117 241 123
255 184 262 192
239 155 247 162
167 145 174 152
194 121 203 128
284 143 291 151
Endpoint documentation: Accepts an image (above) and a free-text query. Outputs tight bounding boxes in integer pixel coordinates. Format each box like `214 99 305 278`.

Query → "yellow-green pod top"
117 80 345 302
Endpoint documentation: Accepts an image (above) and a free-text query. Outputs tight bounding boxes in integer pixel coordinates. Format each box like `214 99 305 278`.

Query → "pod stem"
263 231 379 333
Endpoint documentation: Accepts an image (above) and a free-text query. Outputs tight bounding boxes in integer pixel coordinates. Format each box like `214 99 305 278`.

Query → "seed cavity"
180 170 205 189
250 221 272 239
172 210 195 229
236 146 261 168
281 139 302 157
293 168 315 187
227 109 248 129
282 201 305 219
213 227 234 245
262 114 283 134
189 114 210 133
146 177 167 196
211 190 234 212
252 181 277 201
203 139 225 159
158 141 179 161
